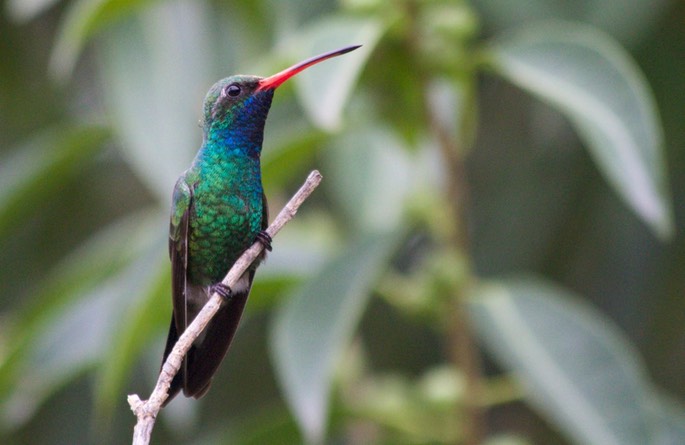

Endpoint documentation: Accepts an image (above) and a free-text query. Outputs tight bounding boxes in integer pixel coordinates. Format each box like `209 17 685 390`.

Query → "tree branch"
128 170 323 445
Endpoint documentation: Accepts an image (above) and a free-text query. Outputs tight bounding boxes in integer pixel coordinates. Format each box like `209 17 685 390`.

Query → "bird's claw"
210 283 232 301
256 230 273 251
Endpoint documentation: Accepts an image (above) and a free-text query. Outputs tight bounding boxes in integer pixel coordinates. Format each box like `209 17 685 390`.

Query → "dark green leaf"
470 276 657 445
0 125 109 240
489 23 673 238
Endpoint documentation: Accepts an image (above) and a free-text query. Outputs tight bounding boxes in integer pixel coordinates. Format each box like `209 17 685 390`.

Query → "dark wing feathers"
162 177 193 405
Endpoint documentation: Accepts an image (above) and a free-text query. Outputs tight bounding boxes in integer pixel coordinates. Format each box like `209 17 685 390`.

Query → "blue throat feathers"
205 89 275 160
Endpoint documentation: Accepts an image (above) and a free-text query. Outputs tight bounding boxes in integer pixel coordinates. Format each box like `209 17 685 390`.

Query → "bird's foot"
210 283 232 301
256 230 273 251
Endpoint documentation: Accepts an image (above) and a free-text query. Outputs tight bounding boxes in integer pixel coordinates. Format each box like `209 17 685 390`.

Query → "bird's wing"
169 176 193 334
162 176 193 404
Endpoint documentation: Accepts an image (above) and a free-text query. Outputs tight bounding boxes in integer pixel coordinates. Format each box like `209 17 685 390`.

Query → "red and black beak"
257 45 361 91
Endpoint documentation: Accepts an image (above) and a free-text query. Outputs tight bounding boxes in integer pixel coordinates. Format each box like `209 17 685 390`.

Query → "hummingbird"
162 45 361 404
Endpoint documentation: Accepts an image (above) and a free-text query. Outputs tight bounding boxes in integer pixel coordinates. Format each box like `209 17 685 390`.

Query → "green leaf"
98 1 215 200
324 126 415 233
1 220 163 427
49 0 157 80
650 393 685 445
469 276 657 445
270 232 399 444
290 16 384 130
3 277 120 427
0 125 109 240
489 23 673 238
0 210 161 407
92 250 169 432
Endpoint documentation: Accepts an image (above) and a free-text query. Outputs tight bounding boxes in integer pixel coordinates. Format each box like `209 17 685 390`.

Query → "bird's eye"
225 84 241 97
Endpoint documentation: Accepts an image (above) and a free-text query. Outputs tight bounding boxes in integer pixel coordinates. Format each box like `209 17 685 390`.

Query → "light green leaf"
98 0 215 200
49 0 158 80
469 276 656 445
92 250 169 431
489 23 673 238
0 125 109 240
325 126 415 233
270 232 399 444
3 278 120 427
650 393 685 445
290 16 384 130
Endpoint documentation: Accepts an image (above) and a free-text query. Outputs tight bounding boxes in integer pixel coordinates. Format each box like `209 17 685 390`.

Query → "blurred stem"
404 1 485 444
431 93 485 445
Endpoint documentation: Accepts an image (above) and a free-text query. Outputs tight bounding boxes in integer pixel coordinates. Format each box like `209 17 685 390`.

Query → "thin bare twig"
128 170 323 445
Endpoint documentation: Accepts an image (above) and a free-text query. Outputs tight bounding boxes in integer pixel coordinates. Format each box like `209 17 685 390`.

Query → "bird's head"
201 45 361 140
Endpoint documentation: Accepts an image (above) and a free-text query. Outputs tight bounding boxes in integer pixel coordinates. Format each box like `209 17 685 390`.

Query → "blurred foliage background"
1 0 684 444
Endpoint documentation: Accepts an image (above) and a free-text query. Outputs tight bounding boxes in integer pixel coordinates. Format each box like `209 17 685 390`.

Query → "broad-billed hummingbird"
162 45 361 404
